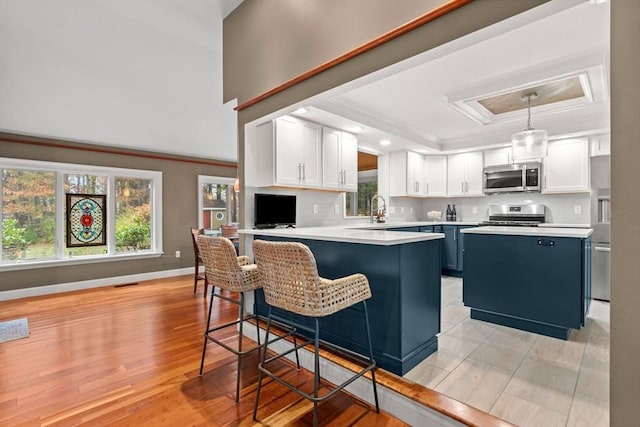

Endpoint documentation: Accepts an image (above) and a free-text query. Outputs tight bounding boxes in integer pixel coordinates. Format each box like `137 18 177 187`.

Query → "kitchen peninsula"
240 226 444 375
462 226 593 340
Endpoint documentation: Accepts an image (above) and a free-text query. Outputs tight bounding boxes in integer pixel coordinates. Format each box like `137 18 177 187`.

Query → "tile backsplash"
421 192 591 224
244 187 591 228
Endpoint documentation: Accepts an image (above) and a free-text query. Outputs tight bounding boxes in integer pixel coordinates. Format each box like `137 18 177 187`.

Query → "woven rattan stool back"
253 240 371 317
197 236 260 292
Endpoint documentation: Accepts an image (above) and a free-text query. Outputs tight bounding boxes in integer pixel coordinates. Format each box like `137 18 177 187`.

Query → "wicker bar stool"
252 239 379 426
196 236 263 403
190 228 209 295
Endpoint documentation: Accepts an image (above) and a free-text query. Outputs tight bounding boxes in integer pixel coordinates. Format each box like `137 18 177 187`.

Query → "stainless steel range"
479 204 546 227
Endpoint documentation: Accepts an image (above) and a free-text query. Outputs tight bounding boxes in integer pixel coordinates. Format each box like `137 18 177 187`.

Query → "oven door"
484 165 524 194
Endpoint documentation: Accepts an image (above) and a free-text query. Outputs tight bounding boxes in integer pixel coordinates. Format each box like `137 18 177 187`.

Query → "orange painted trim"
0 136 237 169
235 0 473 111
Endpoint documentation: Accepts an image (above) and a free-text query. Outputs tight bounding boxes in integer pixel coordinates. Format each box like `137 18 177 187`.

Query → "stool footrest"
259 352 376 404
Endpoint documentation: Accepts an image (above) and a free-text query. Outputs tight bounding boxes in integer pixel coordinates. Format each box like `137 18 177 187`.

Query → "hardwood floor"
0 276 406 426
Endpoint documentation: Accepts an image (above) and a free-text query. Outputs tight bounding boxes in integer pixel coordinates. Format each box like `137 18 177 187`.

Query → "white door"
464 151 484 196
447 153 466 197
341 132 358 191
543 138 589 193
407 151 424 196
424 155 447 197
322 127 342 189
275 116 303 186
300 120 322 187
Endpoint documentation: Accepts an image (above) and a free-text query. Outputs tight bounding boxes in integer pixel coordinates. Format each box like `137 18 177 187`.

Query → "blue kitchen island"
461 226 593 340
240 227 444 376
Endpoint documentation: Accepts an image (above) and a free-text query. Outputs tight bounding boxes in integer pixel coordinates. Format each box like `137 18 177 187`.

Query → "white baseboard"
0 267 194 301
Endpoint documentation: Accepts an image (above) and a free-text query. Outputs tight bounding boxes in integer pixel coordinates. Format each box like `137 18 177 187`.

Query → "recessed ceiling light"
348 125 364 133
294 107 309 114
380 139 391 146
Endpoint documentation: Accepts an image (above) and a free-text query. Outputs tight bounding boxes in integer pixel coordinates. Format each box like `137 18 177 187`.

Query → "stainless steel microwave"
483 162 541 194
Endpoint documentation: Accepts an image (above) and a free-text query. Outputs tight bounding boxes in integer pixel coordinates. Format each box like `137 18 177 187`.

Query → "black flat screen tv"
254 193 296 229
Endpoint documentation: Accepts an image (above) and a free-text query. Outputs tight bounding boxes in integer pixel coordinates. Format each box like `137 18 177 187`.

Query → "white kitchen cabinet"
424 155 447 197
483 147 513 167
322 127 357 191
447 151 483 197
389 151 424 197
543 137 589 193
256 115 322 188
590 134 610 157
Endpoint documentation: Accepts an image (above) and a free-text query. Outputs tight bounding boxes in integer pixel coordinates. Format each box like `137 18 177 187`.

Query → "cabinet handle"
302 163 306 180
595 246 610 253
297 163 302 180
426 182 429 194
461 182 464 193
537 239 555 246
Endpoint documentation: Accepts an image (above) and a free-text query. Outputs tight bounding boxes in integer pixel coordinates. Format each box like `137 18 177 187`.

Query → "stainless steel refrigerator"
591 156 610 301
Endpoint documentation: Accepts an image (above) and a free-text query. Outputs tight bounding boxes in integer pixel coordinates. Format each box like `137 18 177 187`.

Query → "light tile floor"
405 276 610 427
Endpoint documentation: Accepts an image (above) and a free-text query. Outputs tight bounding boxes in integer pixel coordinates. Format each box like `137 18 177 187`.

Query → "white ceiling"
1 0 609 162
287 0 610 156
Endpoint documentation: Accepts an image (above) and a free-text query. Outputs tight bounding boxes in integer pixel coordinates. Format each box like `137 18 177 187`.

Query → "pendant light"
511 92 548 162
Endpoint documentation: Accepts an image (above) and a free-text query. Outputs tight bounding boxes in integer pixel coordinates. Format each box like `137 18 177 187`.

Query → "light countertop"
461 226 593 238
239 227 444 246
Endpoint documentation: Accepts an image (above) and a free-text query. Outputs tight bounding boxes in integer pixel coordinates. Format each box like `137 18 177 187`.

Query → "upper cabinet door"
340 132 358 191
407 151 425 196
464 151 484 196
322 127 357 191
389 151 424 197
543 138 589 193
447 152 483 197
300 120 323 187
322 127 342 189
446 153 467 197
484 147 512 167
424 155 447 197
272 116 322 188
590 134 610 157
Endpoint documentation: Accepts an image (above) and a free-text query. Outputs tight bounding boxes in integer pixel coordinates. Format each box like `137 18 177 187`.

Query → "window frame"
197 175 237 230
1 157 163 271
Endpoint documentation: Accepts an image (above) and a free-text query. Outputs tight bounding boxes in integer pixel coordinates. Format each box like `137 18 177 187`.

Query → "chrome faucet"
370 194 387 223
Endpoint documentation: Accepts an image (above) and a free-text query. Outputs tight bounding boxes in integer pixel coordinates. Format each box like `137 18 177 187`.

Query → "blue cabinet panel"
463 233 591 339
456 225 475 271
253 235 442 375
440 225 457 271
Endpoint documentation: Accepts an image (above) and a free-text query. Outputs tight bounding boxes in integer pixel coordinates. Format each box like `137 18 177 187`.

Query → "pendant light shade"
511 93 548 162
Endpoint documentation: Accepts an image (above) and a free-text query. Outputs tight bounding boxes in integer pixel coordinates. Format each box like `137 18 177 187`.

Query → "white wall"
0 0 237 161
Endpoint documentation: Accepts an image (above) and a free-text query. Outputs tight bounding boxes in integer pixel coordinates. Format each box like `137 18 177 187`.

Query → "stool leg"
199 289 216 375
362 301 379 413
313 318 320 427
235 292 245 403
253 306 272 422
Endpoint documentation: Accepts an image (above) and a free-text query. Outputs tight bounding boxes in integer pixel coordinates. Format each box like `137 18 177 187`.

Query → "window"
197 176 238 233
345 170 378 217
1 158 162 269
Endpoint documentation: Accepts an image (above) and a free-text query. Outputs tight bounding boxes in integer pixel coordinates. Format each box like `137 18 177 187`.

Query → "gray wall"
224 0 640 424
610 0 640 424
0 134 236 291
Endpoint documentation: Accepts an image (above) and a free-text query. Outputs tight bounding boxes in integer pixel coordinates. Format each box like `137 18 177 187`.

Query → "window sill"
0 251 164 272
